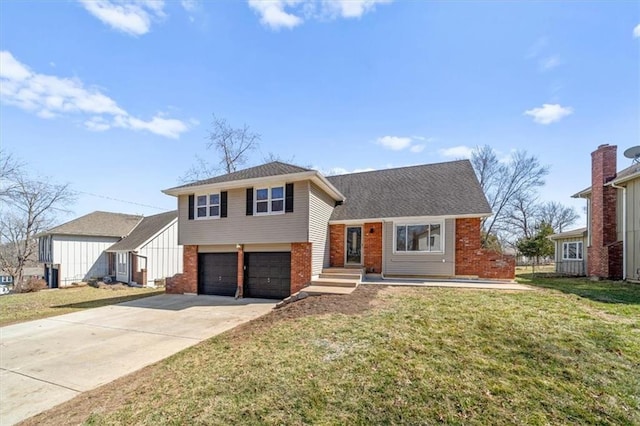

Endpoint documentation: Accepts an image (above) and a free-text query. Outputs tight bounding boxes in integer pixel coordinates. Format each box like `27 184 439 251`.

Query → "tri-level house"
162 160 514 299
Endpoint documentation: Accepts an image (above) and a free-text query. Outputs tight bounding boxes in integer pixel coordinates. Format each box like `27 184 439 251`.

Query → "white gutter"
610 181 627 280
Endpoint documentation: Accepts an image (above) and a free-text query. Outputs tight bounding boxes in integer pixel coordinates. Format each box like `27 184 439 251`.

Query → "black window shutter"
221 191 228 218
285 183 294 213
246 188 253 216
188 194 194 220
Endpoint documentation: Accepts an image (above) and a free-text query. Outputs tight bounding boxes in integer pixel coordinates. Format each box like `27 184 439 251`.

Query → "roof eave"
329 212 492 225
608 170 640 186
163 170 345 201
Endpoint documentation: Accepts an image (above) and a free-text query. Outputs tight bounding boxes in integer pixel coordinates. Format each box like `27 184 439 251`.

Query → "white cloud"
634 24 640 38
247 0 392 30
438 145 473 159
78 0 166 36
0 50 191 139
376 135 430 152
375 135 433 153
181 0 198 12
247 0 303 30
524 103 573 125
376 135 412 150
321 0 393 19
539 55 561 71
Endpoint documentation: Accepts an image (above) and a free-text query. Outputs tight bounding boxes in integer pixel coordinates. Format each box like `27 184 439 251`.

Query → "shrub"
18 277 47 293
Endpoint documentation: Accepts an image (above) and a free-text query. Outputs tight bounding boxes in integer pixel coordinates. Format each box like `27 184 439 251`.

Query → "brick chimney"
587 144 619 278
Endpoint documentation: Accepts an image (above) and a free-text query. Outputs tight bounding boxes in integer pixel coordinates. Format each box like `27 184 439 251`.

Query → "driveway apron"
0 294 276 425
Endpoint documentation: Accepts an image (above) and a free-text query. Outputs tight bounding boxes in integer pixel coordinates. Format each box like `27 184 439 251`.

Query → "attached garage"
244 252 291 299
198 253 238 296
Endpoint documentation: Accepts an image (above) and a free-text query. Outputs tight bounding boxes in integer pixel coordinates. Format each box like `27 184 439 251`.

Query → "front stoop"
301 267 363 296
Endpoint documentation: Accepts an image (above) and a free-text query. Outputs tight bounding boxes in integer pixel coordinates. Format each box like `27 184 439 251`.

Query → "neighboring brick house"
572 144 640 282
38 211 182 287
162 160 515 299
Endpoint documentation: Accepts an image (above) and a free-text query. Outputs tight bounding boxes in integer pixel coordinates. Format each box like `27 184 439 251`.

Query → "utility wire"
76 191 170 211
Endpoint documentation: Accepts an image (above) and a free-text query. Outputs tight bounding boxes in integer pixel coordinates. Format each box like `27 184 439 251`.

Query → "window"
196 193 220 219
255 186 284 215
562 241 583 260
395 223 443 252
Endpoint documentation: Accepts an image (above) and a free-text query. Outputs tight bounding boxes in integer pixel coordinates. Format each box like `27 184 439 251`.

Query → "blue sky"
1 1 638 228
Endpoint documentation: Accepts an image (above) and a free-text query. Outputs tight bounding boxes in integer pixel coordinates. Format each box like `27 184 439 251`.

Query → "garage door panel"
244 252 291 299
198 253 238 296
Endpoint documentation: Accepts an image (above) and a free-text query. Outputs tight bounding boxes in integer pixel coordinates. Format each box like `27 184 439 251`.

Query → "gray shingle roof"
44 211 143 238
548 227 587 240
107 211 177 252
167 162 312 190
327 160 491 221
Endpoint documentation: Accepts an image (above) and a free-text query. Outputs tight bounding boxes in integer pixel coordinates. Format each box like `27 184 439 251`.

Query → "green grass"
0 286 164 326
33 279 639 426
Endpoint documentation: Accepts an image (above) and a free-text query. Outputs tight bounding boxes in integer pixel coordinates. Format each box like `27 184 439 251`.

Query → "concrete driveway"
0 294 276 425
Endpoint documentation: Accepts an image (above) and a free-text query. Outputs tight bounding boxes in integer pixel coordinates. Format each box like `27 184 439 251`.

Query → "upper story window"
255 186 284 215
394 223 443 253
562 241 583 260
196 193 220 219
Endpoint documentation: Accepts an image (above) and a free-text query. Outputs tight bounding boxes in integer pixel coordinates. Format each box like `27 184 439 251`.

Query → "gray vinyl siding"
554 236 587 276
624 178 640 281
309 182 334 275
199 243 291 253
178 181 310 245
383 219 455 276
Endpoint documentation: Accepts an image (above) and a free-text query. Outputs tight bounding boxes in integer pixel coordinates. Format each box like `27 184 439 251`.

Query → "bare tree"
470 146 549 246
503 192 541 240
538 201 579 233
180 154 220 183
181 115 261 183
208 115 260 173
0 170 75 291
0 149 23 199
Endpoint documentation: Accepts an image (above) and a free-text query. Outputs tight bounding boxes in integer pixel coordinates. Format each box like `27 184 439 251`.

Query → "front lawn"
0 285 164 326
24 280 640 425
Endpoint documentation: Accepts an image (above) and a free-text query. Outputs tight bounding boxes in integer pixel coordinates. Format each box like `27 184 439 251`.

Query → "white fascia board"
329 213 492 225
163 171 345 201
609 171 640 186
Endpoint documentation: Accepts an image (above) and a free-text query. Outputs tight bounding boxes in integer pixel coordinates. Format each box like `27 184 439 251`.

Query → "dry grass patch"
0 285 164 326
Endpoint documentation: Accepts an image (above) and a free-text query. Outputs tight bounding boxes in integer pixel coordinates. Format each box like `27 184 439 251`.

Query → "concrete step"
311 278 359 288
318 273 361 280
321 268 364 275
303 285 356 295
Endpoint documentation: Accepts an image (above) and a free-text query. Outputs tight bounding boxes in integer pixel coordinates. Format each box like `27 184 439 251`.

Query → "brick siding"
291 242 312 294
588 144 621 279
455 218 515 280
329 224 345 267
363 222 383 273
166 245 197 294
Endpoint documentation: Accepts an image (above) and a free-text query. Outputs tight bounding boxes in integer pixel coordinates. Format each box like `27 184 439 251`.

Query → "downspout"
610 182 627 280
380 220 386 279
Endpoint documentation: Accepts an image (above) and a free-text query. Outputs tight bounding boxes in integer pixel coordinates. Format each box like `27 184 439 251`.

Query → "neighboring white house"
105 211 183 286
38 211 182 287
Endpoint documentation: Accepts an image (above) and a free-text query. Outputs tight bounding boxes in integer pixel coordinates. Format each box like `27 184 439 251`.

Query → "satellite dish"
624 145 640 164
